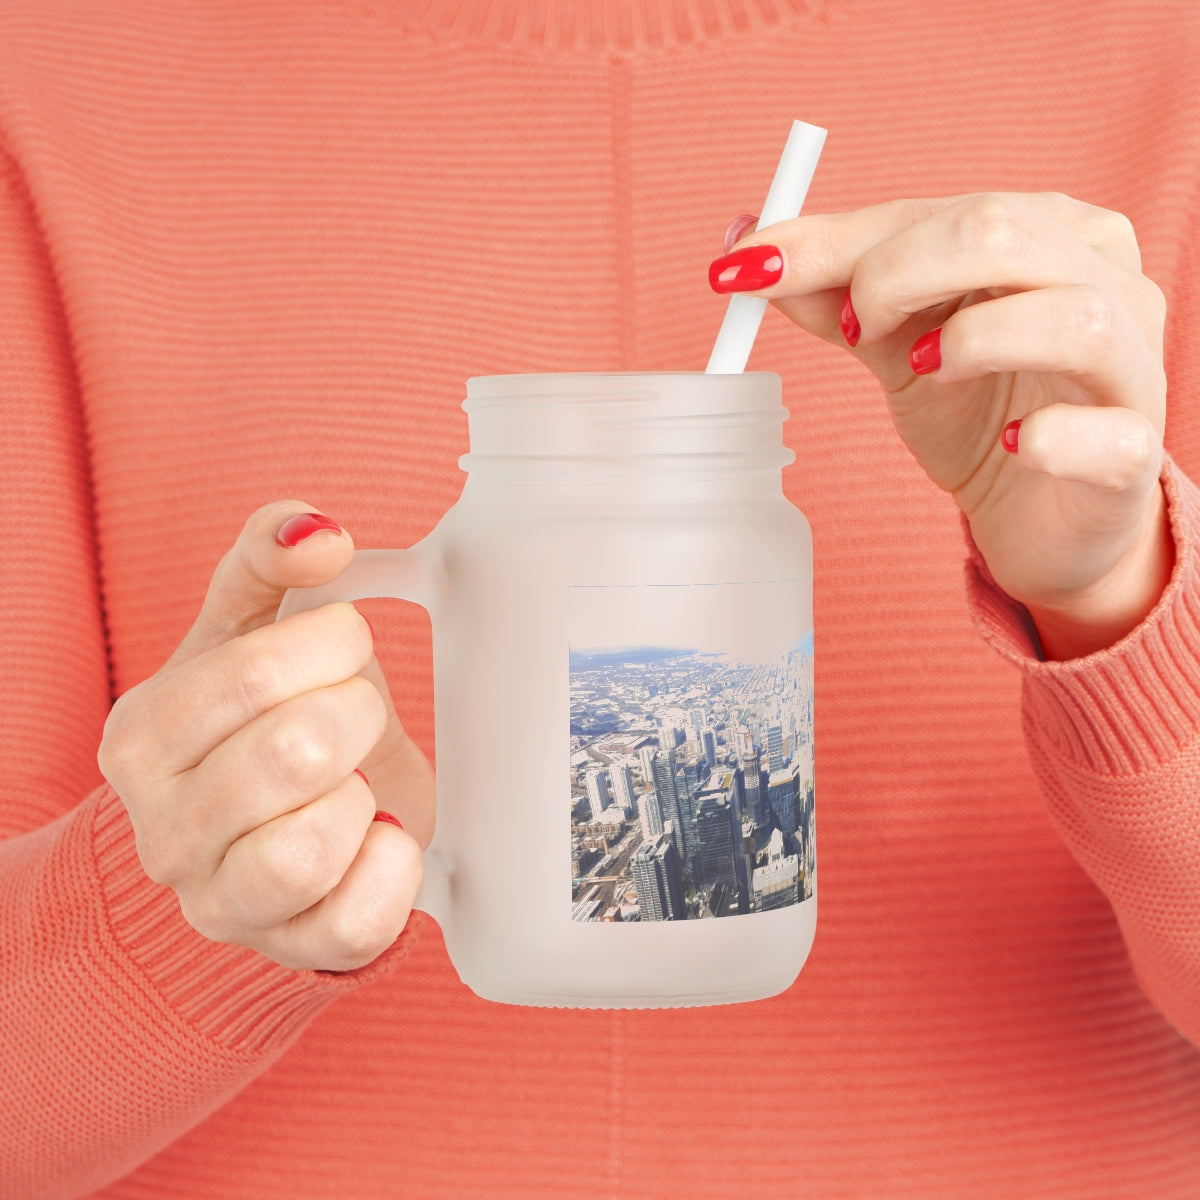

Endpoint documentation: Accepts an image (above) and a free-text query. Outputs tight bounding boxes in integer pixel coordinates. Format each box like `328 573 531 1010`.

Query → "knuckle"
1100 208 1138 252
261 710 337 788
1084 414 1160 492
1063 286 1117 348
847 256 892 322
963 194 1030 262
1094 458 1144 493
97 687 148 781
134 826 185 887
258 816 340 899
789 222 840 280
177 889 238 946
1082 204 1142 272
232 646 287 716
326 903 393 968
949 315 990 372
1116 414 1160 474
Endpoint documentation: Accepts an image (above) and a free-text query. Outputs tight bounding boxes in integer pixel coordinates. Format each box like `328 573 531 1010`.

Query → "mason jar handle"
275 545 453 931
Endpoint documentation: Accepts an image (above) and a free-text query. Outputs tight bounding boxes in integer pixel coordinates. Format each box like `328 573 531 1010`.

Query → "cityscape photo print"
569 579 814 924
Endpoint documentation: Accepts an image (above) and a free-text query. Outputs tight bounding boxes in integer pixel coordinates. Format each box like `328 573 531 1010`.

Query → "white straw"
705 120 827 374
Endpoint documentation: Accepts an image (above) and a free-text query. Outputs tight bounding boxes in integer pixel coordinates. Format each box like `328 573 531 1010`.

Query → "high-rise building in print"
659 722 684 750
794 732 814 794
767 766 799 835
638 744 657 783
678 752 710 802
652 748 690 865
692 794 737 901
585 767 611 821
740 751 763 824
734 826 753 914
805 806 816 897
631 834 685 922
701 728 717 769
638 791 664 842
609 760 636 816
766 723 785 772
734 725 754 760
705 765 737 806
753 827 801 911
674 752 711 868
727 762 746 828
688 706 706 736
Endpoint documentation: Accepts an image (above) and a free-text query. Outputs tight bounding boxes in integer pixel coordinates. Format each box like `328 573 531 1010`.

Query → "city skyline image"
570 580 814 925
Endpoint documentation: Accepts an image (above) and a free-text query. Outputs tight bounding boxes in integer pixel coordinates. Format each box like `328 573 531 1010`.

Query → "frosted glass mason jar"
278 372 815 1008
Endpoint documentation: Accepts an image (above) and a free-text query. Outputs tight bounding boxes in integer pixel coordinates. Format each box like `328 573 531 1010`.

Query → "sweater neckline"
357 0 827 53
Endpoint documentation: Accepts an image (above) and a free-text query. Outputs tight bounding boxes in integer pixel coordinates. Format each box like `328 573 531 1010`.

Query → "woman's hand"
711 193 1172 659
98 501 434 972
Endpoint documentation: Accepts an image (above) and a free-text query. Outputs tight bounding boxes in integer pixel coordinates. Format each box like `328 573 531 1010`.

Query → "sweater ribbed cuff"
90 783 421 1059
964 453 1200 775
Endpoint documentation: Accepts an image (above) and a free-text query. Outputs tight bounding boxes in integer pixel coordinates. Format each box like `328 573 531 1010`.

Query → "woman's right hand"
97 501 433 972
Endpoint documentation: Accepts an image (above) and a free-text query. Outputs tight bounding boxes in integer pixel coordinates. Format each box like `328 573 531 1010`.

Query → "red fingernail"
910 327 942 375
354 768 370 787
275 512 343 548
722 213 760 254
708 244 784 293
372 810 404 830
1002 419 1022 453
839 289 860 347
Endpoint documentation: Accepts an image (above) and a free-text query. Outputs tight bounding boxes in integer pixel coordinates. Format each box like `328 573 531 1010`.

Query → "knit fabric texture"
2 1 1199 1196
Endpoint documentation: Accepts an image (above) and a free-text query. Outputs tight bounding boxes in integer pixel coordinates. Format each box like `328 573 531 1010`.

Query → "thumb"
166 500 356 670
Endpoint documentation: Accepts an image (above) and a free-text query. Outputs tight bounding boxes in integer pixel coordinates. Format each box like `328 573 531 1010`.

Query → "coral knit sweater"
2 1 1200 1197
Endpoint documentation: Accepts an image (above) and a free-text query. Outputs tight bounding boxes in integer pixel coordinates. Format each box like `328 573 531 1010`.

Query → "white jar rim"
461 371 791 468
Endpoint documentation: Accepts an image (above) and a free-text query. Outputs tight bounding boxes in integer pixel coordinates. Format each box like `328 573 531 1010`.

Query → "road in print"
569 580 813 923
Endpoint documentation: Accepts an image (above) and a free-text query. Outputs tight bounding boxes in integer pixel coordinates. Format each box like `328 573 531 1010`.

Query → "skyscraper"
767 766 799 835
631 834 685 922
766 723 785 772
652 748 690 865
608 760 636 816
692 793 737 900
638 744 657 784
638 791 664 843
673 751 710 869
734 725 755 760
659 722 684 750
740 750 763 824
752 852 801 910
752 826 801 911
585 767 611 822
677 751 710 802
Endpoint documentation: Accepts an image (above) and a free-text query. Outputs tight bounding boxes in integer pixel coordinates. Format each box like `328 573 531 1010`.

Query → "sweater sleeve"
965 454 1200 1048
0 150 420 1198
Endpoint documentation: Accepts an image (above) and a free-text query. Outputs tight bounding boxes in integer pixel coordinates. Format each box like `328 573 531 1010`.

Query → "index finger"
728 191 1143 298
133 601 374 777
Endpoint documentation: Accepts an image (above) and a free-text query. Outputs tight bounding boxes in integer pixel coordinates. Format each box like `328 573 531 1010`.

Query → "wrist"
1021 483 1174 661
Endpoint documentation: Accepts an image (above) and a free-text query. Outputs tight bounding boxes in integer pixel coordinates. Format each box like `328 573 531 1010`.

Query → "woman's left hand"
711 192 1172 659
